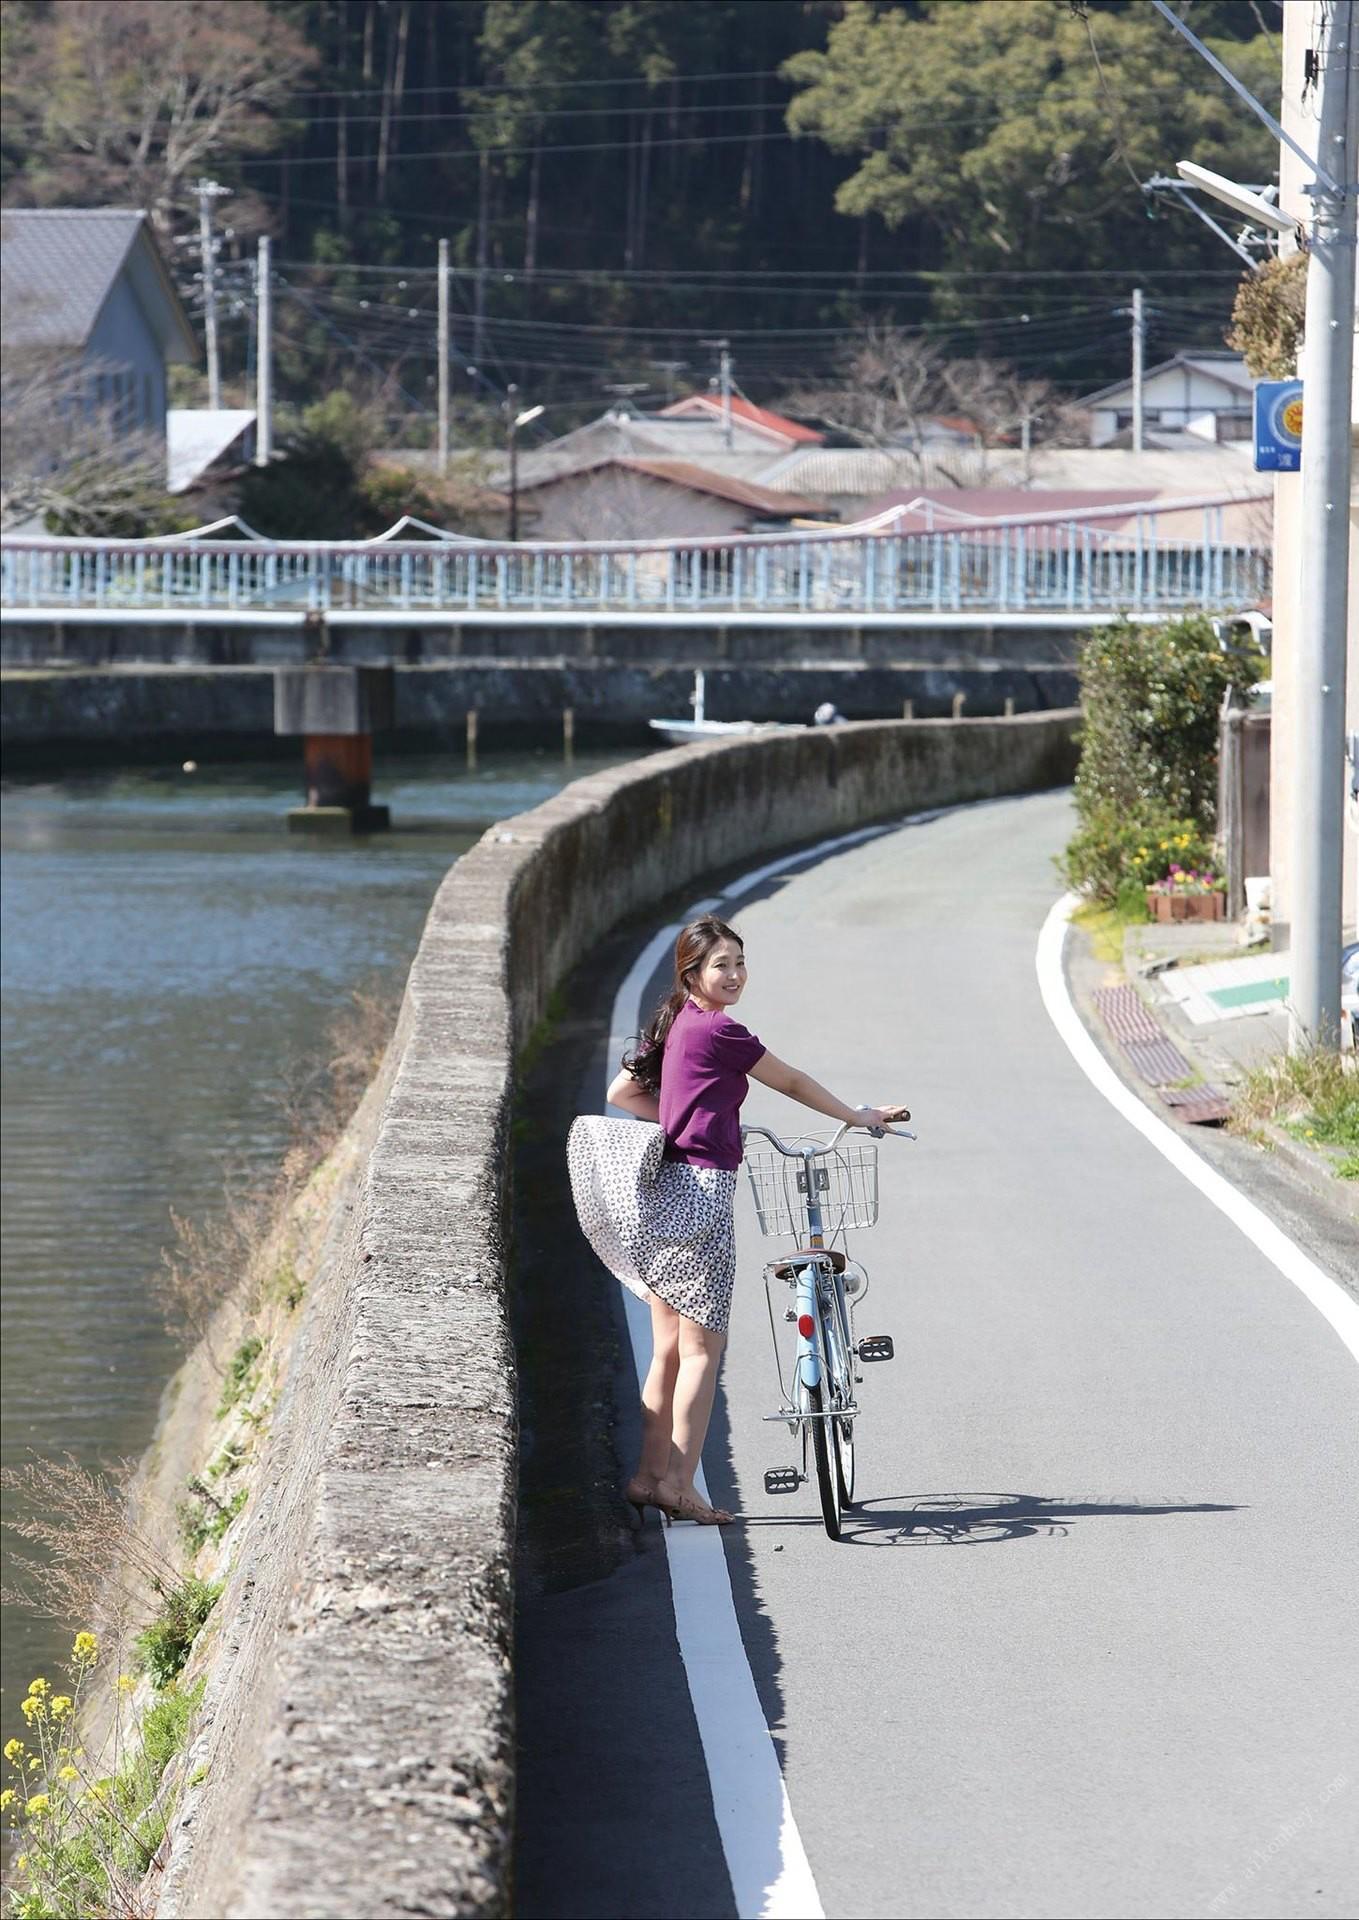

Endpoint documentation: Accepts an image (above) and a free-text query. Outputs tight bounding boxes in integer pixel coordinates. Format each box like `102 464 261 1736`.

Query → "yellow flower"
57 1766 78 1783
25 1679 48 1699
116 1675 136 1696
50 1696 72 1721
4 1738 23 1762
1159 839 1169 850
28 1759 41 1773
86 1779 109 1804
71 1632 97 1666
24 1794 50 1818
20 1698 44 1723
0 1787 14 1810
16 1855 28 1872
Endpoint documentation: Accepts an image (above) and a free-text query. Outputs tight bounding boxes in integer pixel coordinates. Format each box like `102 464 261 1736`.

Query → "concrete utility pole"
195 179 231 411
255 235 272 466
1130 286 1145 452
1290 0 1357 1050
702 338 734 447
437 237 450 477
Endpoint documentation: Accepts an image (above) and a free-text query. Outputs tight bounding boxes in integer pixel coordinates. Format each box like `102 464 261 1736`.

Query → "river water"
0 746 637 1718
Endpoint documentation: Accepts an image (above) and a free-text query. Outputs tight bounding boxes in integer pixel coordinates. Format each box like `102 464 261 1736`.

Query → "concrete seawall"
160 714 1079 1918
1 660 1079 764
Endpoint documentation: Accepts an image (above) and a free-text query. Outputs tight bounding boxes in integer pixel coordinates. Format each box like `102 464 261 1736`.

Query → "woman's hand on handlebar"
858 1102 911 1131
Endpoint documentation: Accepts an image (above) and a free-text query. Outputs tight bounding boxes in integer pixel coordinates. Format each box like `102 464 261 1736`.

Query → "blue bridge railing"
0 499 1270 619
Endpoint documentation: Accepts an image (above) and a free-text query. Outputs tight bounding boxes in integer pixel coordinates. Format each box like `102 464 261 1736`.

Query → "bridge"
1 491 1269 621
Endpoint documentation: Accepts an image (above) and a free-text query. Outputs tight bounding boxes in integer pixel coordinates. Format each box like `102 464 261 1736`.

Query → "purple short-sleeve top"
659 1000 766 1171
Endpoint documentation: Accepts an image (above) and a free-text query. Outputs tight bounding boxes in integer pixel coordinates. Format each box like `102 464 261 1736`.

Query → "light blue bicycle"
742 1115 914 1540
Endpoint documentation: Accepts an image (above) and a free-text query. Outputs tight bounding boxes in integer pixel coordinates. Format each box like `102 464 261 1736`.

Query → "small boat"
649 671 796 747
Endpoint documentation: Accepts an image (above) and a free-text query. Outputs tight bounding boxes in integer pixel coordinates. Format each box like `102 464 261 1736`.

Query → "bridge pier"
274 665 394 834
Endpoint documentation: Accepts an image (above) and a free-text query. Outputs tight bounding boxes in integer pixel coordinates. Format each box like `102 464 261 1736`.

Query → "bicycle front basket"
742 1139 879 1238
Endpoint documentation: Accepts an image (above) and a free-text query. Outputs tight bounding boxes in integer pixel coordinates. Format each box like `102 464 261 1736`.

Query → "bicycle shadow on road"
816 1489 1243 1545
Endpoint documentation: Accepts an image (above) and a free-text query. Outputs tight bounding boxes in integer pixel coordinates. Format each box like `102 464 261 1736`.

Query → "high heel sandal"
624 1475 662 1527
654 1486 734 1526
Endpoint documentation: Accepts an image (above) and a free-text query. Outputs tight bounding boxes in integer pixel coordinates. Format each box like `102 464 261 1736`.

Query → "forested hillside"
0 0 1281 428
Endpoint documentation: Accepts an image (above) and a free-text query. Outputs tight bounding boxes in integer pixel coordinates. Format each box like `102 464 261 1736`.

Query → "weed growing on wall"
1 1632 202 1919
1061 615 1263 905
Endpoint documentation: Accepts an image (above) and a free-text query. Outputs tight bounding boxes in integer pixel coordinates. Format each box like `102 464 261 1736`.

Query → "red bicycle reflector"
797 1313 815 1338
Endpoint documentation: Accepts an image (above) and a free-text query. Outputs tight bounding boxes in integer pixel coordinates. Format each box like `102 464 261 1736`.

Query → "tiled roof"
659 393 824 444
617 459 824 515
0 208 195 357
513 454 824 517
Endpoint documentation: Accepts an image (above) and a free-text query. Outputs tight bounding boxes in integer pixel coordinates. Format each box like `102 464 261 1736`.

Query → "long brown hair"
622 915 743 1096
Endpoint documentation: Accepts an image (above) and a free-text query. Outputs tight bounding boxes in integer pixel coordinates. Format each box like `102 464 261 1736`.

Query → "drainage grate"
1158 1086 1231 1125
1124 1038 1194 1086
1093 985 1162 1044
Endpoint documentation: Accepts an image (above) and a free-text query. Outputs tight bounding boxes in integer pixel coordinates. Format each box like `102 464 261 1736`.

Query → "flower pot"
1145 888 1226 923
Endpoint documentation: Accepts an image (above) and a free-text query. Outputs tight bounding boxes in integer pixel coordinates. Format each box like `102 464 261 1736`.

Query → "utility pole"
504 385 544 543
437 237 450 477
474 152 489 366
255 235 272 466
702 338 734 447
1130 286 1145 452
1290 0 1356 1050
194 179 231 410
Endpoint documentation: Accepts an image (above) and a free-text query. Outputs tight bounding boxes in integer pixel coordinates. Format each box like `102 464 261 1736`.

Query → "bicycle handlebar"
741 1113 915 1157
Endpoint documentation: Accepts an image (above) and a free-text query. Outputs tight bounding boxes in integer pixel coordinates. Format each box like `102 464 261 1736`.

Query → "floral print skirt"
567 1115 739 1335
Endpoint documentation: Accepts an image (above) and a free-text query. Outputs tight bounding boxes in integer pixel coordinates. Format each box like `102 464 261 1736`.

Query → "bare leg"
632 1295 681 1489
657 1316 732 1521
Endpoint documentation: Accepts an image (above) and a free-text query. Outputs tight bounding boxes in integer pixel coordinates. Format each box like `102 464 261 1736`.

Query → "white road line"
1036 892 1359 1366
601 812 943 1920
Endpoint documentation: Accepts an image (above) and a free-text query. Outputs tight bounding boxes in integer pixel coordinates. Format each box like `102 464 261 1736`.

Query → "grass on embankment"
1229 1046 1359 1179
0 978 402 1915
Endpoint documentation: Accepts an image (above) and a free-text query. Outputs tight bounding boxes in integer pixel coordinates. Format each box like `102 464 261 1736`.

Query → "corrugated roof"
659 392 824 445
0 208 196 359
167 409 257 492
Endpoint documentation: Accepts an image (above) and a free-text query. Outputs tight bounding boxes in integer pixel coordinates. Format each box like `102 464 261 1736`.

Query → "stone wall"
160 713 1078 1918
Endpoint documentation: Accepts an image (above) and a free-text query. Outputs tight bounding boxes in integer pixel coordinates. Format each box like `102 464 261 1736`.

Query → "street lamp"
1173 162 1297 236
505 385 544 542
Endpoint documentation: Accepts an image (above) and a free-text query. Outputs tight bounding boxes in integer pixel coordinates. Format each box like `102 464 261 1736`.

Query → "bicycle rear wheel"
821 1281 856 1510
806 1380 841 1540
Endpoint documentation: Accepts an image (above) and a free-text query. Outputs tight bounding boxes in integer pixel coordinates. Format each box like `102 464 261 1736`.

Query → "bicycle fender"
794 1264 821 1391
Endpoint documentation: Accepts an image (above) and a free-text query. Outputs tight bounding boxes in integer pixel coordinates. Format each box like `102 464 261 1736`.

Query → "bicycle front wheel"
806 1380 841 1540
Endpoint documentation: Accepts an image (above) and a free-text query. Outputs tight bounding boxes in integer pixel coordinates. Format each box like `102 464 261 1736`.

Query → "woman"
570 914 908 1527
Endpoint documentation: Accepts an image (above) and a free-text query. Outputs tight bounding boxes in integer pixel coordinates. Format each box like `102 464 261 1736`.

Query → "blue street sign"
1254 379 1303 471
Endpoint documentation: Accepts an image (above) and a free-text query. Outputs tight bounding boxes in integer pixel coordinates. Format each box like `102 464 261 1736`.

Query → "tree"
784 2 1279 295
0 349 188 534
787 325 1089 482
789 325 945 453
0 0 313 233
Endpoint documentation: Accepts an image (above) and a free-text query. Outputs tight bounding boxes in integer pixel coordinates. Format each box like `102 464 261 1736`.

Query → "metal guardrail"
1 507 1269 618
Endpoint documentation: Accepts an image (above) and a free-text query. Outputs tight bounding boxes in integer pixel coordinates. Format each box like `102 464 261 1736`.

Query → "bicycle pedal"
763 1467 801 1495
857 1334 895 1362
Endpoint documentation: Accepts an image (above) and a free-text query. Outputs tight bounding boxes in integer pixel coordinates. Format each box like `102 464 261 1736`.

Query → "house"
855 485 1267 547
488 403 806 494
167 409 257 494
1078 351 1259 448
657 391 824 449
509 456 826 540
0 209 197 443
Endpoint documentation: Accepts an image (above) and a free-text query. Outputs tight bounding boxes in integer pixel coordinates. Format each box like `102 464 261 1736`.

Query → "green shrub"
1073 613 1263 829
135 1578 222 1687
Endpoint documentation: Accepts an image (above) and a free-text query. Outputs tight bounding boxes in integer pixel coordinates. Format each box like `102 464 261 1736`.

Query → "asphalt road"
515 787 1358 1920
